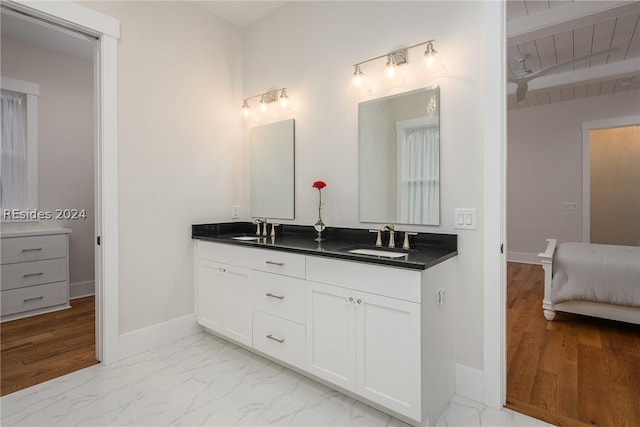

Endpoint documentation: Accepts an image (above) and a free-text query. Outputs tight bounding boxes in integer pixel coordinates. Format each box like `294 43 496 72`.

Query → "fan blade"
516 81 528 102
526 47 618 80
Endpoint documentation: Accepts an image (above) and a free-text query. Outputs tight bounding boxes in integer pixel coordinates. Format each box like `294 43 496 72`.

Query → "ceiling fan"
508 47 618 102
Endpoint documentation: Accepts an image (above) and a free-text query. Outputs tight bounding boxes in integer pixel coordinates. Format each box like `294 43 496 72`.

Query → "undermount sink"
347 248 408 258
231 236 262 241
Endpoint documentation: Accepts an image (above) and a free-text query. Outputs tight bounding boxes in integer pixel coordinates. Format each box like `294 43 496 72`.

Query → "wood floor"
506 262 640 427
1 296 98 396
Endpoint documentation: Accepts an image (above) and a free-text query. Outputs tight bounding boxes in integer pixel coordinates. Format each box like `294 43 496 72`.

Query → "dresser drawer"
253 311 305 369
251 249 305 279
1 234 67 264
1 281 69 316
252 271 305 324
1 258 68 291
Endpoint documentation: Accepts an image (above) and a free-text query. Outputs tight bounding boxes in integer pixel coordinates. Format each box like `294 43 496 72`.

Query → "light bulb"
353 65 364 87
241 100 249 117
424 42 437 68
279 89 288 108
385 55 396 79
259 95 267 112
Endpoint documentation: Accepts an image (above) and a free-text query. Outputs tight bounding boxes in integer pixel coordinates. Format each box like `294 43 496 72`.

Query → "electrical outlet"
231 205 240 219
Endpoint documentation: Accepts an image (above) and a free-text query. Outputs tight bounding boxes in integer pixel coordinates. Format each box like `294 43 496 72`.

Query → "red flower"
312 181 327 190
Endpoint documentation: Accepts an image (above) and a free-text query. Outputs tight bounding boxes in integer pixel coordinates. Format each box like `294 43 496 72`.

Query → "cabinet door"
222 265 252 347
355 291 421 420
197 260 225 333
306 281 356 391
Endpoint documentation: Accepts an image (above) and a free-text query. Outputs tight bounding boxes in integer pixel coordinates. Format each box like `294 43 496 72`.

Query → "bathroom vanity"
192 222 457 427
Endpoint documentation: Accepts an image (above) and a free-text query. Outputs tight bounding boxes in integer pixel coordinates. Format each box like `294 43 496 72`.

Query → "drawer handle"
23 272 44 278
23 296 44 303
266 334 285 344
265 292 285 300
265 261 285 267
21 248 43 252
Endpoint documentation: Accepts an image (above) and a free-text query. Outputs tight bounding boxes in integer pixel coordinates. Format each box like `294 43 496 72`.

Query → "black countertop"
192 222 457 271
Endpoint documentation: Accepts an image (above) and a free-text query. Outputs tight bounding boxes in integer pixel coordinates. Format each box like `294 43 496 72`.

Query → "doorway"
582 118 640 245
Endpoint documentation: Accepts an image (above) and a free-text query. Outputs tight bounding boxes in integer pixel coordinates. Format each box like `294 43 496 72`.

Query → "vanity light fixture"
352 39 437 84
241 88 289 117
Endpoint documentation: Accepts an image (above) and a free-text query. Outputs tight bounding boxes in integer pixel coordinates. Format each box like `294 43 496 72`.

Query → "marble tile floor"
1 331 553 427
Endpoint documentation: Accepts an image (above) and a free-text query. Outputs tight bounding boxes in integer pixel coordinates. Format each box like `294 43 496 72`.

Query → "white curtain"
398 125 439 224
1 90 28 210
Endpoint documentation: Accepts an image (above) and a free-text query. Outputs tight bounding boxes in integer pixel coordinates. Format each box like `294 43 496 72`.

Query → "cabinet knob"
357 299 362 304
217 267 226 273
348 297 354 303
266 292 285 300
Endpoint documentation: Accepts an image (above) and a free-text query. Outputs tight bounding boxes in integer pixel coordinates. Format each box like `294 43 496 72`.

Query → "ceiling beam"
507 57 640 95
508 1 640 46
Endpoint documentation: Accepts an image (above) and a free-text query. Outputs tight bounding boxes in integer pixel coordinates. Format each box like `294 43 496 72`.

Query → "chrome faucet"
382 224 396 248
253 218 266 235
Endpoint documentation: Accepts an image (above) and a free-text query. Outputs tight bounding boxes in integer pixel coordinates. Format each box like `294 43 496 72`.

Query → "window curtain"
1 90 28 210
398 125 439 224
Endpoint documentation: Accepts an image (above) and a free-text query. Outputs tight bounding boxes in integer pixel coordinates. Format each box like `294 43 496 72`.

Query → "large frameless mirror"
359 86 440 225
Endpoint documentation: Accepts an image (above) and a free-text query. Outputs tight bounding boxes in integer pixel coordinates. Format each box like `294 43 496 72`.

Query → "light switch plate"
454 208 476 230
231 205 240 219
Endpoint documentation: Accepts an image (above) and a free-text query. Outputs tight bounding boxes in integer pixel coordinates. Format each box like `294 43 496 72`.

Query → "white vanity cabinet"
196 244 252 346
306 258 422 421
194 239 455 427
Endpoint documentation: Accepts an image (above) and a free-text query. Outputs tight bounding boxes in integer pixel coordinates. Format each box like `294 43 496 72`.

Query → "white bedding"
551 242 640 307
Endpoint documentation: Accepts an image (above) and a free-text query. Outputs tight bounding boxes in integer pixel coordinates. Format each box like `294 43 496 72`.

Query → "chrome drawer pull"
265 292 285 300
21 248 43 252
23 296 44 303
23 272 44 278
265 261 285 266
266 334 285 344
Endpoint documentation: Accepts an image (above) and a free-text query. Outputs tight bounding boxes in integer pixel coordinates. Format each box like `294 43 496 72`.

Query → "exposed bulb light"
385 54 396 78
279 89 289 108
241 100 250 117
353 65 364 86
424 41 437 67
259 95 267 112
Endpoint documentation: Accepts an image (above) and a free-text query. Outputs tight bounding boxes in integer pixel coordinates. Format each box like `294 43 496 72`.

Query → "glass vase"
314 206 325 241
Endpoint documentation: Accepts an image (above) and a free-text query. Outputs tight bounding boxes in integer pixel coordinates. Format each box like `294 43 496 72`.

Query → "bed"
538 239 640 324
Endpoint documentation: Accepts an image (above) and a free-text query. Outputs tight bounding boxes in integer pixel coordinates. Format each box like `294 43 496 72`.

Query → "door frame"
7 0 120 364
581 115 640 243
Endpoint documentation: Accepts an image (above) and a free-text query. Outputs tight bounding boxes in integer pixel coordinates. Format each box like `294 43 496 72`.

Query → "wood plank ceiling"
507 1 640 109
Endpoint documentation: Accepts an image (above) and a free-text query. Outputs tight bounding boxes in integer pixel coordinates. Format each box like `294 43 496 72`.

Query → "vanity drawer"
197 241 253 268
251 249 305 279
252 271 305 324
306 256 421 303
1 281 69 316
253 310 305 369
1 258 68 291
1 234 67 265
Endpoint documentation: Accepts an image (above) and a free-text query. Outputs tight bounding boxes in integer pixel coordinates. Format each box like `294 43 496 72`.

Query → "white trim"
581 114 640 243
118 314 200 361
455 364 485 404
506 251 540 265
70 280 95 299
483 0 507 410
1 76 39 95
8 1 121 365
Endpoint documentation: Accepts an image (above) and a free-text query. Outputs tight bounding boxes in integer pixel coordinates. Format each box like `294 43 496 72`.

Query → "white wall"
507 91 640 260
1 38 95 291
241 1 487 371
83 1 242 334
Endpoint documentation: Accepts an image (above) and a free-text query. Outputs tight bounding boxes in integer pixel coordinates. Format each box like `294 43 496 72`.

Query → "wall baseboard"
118 313 200 361
455 364 484 403
507 251 540 265
70 280 95 299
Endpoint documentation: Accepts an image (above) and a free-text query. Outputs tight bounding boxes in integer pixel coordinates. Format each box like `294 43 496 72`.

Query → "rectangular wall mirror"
250 118 295 220
359 86 440 225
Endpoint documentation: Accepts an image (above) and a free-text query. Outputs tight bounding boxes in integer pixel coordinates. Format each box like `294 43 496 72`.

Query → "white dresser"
1 228 72 322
